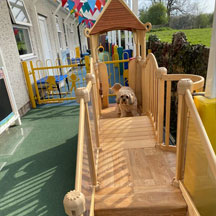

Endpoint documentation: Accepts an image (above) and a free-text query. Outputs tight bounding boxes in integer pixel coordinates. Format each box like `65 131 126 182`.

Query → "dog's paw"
132 110 139 116
116 107 121 114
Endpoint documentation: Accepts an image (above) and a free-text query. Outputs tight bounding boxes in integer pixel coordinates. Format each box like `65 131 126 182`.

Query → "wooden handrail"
162 74 204 91
75 98 85 191
86 81 93 93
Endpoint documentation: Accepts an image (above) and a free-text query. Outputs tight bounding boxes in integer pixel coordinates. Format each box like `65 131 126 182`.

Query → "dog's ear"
111 83 122 95
129 94 135 105
116 95 120 104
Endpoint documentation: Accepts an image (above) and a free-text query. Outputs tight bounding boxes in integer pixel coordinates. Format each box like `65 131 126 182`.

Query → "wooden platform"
95 110 187 216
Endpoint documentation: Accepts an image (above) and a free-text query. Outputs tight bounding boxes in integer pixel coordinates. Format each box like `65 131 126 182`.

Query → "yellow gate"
22 59 86 107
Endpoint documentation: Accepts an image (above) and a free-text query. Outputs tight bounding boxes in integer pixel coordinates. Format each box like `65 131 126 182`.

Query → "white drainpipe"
205 0 216 98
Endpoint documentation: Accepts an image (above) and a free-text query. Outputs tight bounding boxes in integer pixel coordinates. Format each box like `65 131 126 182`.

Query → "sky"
138 0 215 14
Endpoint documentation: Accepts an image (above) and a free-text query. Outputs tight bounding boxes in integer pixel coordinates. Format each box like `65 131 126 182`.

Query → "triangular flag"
82 4 87 13
78 16 85 24
84 2 91 12
100 0 106 6
77 2 83 12
87 0 96 11
90 8 97 16
96 0 101 11
68 0 75 10
89 20 94 27
74 0 80 8
62 0 67 7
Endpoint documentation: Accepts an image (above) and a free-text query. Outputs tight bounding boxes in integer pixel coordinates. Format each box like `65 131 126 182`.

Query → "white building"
0 0 87 115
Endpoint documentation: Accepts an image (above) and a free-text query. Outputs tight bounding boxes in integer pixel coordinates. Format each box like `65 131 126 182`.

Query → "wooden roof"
89 0 147 35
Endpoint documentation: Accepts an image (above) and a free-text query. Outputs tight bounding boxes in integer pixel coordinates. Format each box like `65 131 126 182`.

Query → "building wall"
0 0 30 110
0 0 87 114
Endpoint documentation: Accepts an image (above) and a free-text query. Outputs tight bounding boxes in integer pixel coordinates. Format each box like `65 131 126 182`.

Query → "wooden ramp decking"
94 107 187 216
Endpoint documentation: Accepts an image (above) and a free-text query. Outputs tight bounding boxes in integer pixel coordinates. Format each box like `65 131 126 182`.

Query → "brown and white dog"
111 83 139 117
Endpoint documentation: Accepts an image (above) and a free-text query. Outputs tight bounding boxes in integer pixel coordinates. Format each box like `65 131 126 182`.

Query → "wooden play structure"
63 0 216 216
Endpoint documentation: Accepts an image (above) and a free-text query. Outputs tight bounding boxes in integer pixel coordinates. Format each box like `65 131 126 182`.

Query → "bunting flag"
90 8 97 16
78 16 85 24
82 4 87 13
58 0 107 28
95 0 101 11
100 0 106 6
74 0 80 7
77 2 83 12
87 0 96 11
83 2 91 12
68 0 75 10
62 0 67 7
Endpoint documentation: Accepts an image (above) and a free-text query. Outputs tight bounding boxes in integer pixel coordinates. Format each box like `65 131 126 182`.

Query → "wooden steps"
95 114 187 216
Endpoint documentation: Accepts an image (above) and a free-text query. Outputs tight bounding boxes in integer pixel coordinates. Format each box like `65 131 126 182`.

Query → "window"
7 0 31 26
7 0 33 57
13 26 33 56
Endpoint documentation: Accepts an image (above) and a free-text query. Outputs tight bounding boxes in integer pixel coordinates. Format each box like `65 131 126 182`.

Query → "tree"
195 13 213 28
139 3 168 25
139 8 149 24
146 0 199 23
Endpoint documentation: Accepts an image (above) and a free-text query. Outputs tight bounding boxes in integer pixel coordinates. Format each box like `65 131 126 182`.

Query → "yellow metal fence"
22 59 86 107
100 52 130 89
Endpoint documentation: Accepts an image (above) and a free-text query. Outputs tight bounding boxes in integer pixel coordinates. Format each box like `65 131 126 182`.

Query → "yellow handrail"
103 59 129 64
33 64 78 70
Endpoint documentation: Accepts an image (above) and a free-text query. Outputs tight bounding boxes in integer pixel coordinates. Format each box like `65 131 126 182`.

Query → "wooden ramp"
95 113 187 216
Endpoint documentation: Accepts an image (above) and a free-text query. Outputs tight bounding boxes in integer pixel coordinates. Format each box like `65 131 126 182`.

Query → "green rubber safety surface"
0 105 79 216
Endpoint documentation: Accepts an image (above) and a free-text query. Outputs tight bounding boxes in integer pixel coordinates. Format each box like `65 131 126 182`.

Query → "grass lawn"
147 28 212 47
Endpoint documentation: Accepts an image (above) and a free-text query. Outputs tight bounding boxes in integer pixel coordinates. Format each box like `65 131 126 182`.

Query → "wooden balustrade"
73 71 100 216
174 79 216 215
142 53 205 151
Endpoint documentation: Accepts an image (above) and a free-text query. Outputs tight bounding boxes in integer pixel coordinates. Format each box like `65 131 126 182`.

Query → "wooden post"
157 67 167 144
174 79 193 185
165 80 171 147
86 73 100 148
90 35 101 114
22 61 36 108
140 30 146 60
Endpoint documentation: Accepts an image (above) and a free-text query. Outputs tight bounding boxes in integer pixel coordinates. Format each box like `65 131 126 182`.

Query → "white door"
38 15 53 64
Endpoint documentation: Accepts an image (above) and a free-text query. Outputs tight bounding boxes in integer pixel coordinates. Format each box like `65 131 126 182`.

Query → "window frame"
7 0 32 27
13 24 34 58
63 20 68 48
55 15 63 50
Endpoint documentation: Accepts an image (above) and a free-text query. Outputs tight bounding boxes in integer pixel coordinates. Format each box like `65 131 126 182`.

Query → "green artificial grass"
147 28 212 47
0 105 80 216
